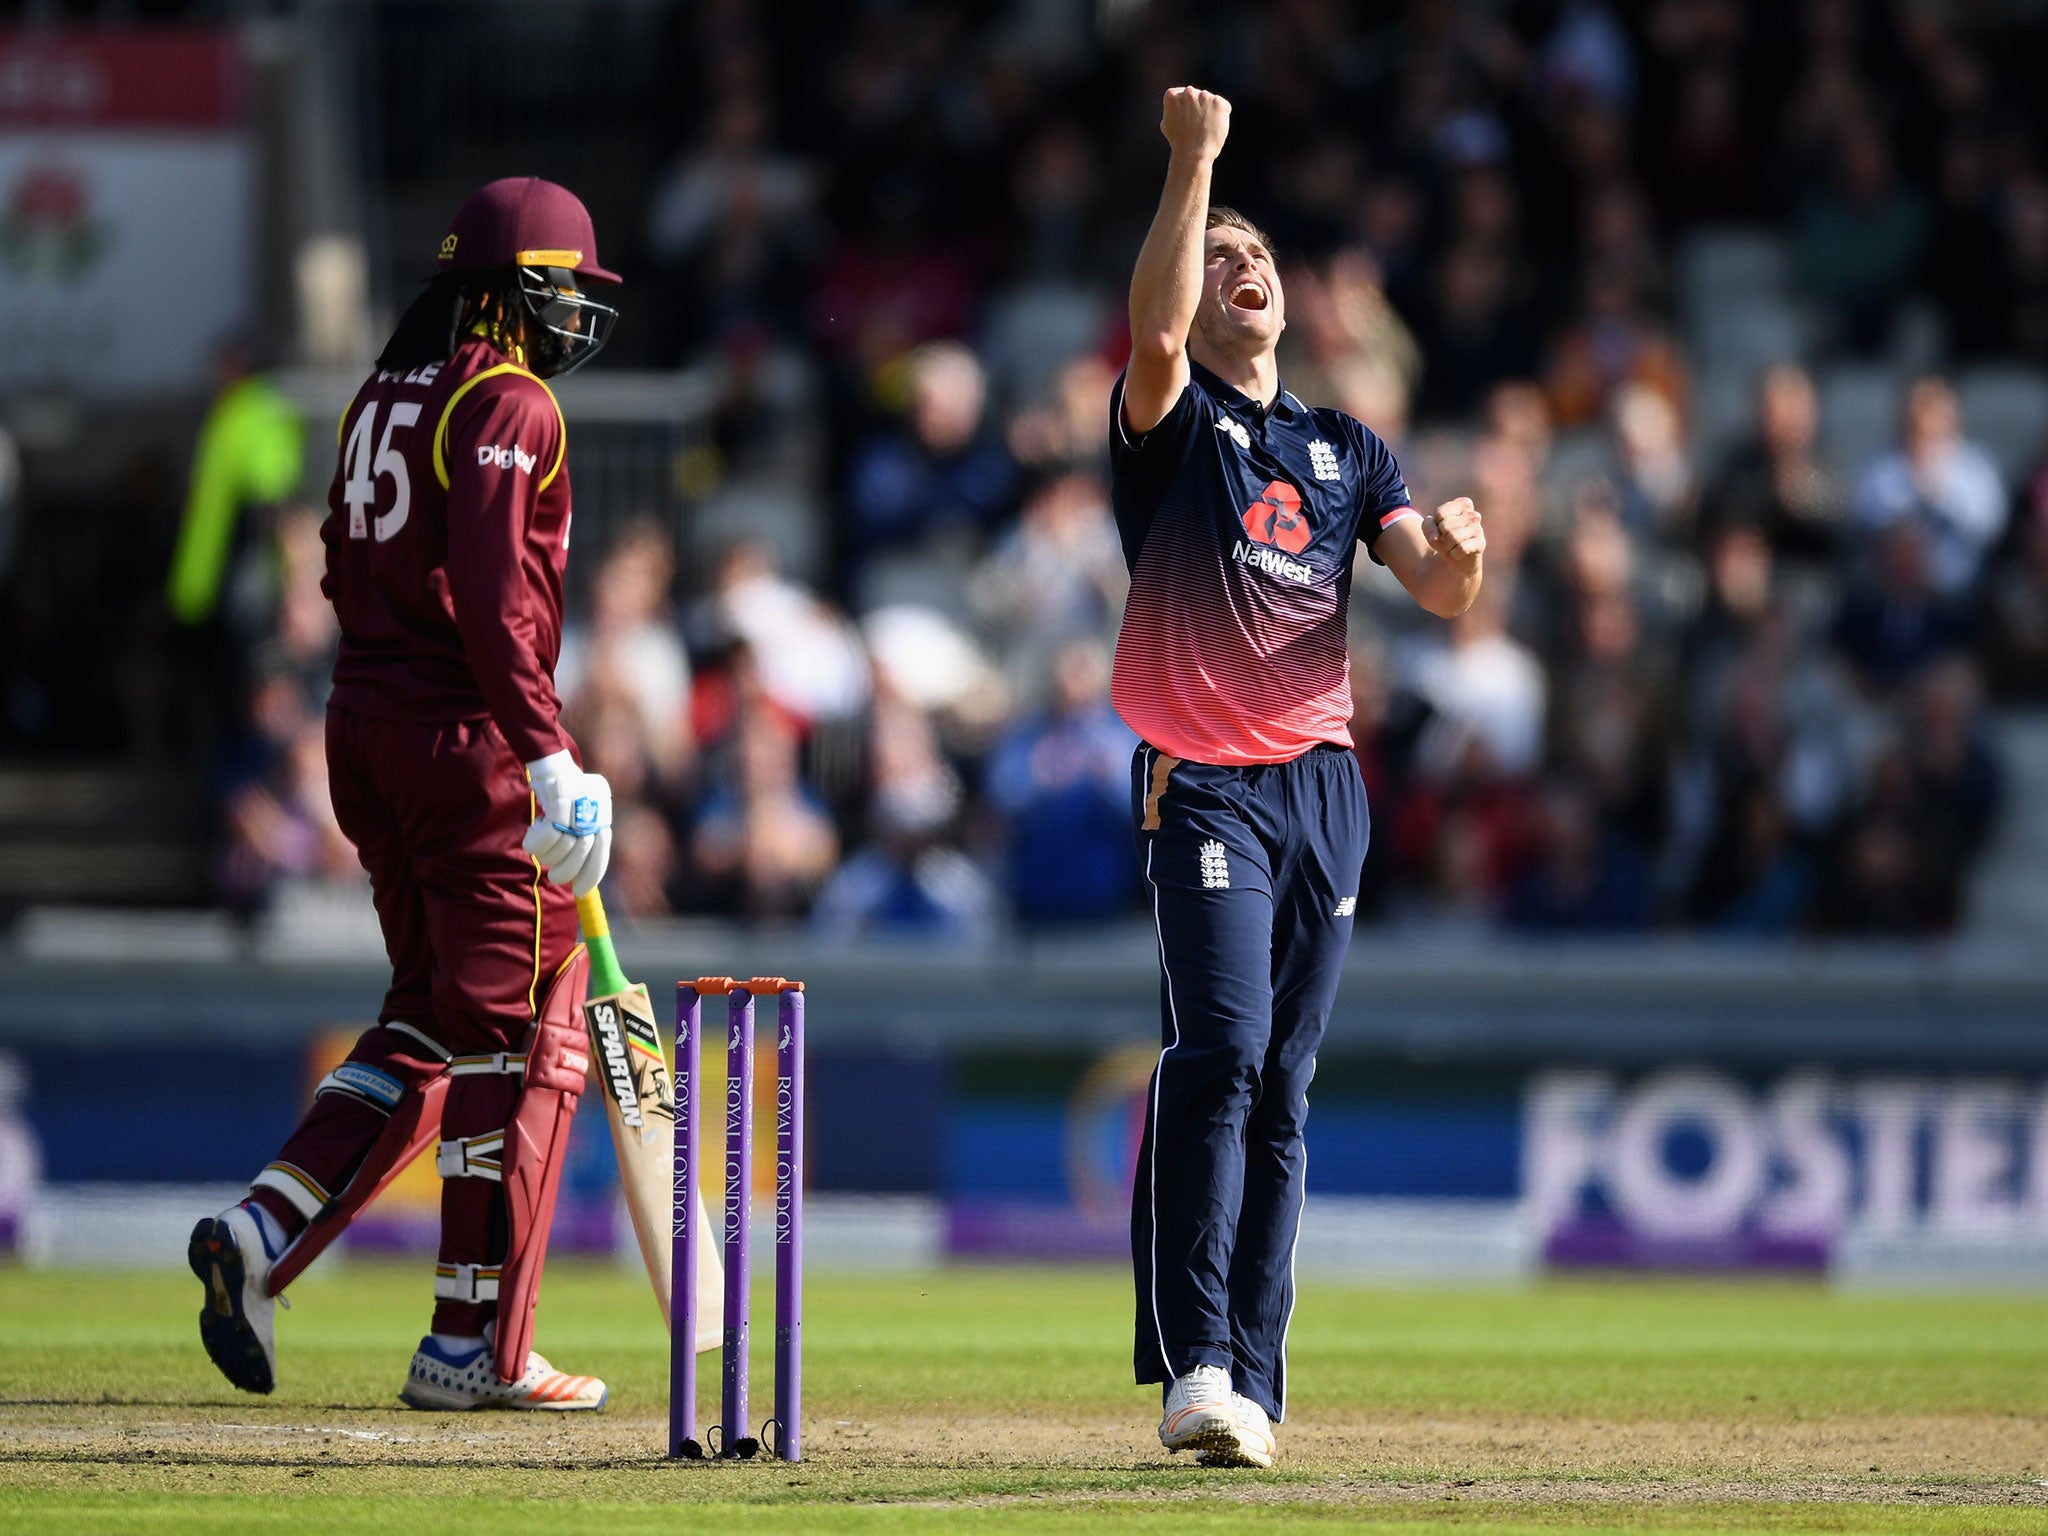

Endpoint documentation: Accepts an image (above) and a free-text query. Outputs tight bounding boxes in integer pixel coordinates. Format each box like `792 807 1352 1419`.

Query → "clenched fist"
1161 86 1230 164
1422 497 1486 571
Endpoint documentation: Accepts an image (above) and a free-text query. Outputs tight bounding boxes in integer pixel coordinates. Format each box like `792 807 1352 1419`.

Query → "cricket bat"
575 888 722 1354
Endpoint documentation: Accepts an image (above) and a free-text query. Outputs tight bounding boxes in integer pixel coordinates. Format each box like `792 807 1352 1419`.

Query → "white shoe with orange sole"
1158 1364 1238 1455
1197 1392 1276 1468
400 1335 607 1411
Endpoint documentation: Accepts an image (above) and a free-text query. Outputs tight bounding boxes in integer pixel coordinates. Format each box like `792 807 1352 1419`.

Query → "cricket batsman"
1116 90 1485 1465
188 178 623 1410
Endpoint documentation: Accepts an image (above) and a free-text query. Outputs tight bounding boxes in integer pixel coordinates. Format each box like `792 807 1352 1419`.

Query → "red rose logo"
1241 479 1309 553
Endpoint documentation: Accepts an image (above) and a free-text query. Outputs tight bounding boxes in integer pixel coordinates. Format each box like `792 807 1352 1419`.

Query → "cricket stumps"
671 976 804 1462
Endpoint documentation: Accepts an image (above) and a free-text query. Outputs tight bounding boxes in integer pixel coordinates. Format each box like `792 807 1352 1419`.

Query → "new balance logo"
1334 896 1357 917
1308 439 1342 481
1215 417 1251 451
476 443 538 472
1199 840 1230 890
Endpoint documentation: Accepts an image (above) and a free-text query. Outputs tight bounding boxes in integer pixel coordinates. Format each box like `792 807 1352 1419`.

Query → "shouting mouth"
1228 279 1269 313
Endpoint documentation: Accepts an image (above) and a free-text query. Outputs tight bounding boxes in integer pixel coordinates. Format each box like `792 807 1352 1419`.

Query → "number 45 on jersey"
342 400 421 542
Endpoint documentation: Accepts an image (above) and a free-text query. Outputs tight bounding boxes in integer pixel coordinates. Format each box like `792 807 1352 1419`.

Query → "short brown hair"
1206 206 1275 254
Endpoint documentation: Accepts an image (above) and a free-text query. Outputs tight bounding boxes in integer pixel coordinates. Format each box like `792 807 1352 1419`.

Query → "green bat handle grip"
576 889 631 998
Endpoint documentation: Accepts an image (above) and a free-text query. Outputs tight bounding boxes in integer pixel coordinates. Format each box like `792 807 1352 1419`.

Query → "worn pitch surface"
2 1263 2045 1533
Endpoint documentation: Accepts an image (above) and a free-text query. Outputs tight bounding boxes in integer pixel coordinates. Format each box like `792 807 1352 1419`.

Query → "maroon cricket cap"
437 176 621 284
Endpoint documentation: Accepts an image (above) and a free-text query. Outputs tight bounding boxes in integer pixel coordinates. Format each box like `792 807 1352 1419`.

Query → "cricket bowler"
1117 89 1486 1466
188 178 623 1410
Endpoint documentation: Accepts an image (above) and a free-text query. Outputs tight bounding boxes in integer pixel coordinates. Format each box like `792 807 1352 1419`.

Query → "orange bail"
687 976 737 994
744 976 803 994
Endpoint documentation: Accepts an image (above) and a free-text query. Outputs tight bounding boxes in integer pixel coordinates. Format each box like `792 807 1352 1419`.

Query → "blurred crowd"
217 0 2048 939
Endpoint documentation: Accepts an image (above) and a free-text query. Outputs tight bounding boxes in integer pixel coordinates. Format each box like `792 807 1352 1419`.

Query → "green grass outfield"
1 1261 2045 1533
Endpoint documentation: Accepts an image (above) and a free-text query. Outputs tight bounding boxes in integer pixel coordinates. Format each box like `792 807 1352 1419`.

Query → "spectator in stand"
1690 782 1816 936
1680 662 1817 933
1544 264 1687 432
1400 581 1547 781
1901 656 2001 927
1703 364 1844 580
1550 576 1671 852
1281 245 1424 414
557 520 692 785
1811 667 1997 938
1358 174 1430 321
811 674 995 945
164 339 306 769
809 193 986 379
2004 174 2048 367
810 780 998 945
1778 0 1876 195
984 638 1137 928
609 802 680 920
1520 480 1633 679
1005 353 1117 477
689 706 840 922
1388 740 1531 937
643 92 816 356
844 340 1018 594
1850 376 2006 597
1414 240 1542 421
1983 476 2048 699
1609 381 1696 544
861 602 1012 759
566 684 672 918
1832 520 1974 698
1682 523 1777 717
1650 58 1759 230
1483 381 1554 514
1792 119 1931 356
967 471 1127 704
1812 745 1925 933
218 669 356 914
261 506 339 709
1347 641 1416 921
1320 353 1411 450
1921 136 2009 361
1467 428 1540 582
1509 781 1652 932
687 539 870 726
1008 118 1102 282
214 505 351 915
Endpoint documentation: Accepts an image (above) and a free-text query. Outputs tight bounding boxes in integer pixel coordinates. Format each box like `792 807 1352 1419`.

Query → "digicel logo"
477 443 537 473
1242 479 1309 553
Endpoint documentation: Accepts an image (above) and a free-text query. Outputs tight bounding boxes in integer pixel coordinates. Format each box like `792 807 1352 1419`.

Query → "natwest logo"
1241 478 1309 553
1232 539 1312 585
477 443 537 473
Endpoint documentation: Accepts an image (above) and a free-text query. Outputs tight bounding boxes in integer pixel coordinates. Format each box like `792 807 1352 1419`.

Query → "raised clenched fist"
1161 86 1231 163
1422 496 1486 571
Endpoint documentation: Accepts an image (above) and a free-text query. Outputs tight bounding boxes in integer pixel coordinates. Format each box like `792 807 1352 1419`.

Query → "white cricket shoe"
187 1203 279 1395
400 1334 607 1411
1158 1363 1238 1455
1197 1392 1276 1468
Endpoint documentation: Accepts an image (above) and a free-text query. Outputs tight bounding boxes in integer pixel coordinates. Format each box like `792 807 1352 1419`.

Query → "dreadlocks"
375 268 527 374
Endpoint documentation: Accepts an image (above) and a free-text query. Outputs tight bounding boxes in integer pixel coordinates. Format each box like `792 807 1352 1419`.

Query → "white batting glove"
522 750 613 898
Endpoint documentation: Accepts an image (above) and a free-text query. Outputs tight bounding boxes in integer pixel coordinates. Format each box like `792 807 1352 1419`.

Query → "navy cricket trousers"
1129 741 1367 1421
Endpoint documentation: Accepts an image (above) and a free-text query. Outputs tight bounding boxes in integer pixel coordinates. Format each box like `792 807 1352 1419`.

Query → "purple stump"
668 983 704 1459
720 986 758 1457
773 986 805 1461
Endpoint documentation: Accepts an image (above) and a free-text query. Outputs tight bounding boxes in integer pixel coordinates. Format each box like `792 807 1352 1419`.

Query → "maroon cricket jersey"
1108 363 1416 765
322 335 572 764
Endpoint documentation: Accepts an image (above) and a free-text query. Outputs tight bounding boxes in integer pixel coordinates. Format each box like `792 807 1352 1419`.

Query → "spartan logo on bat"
1242 478 1310 554
589 1002 643 1130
